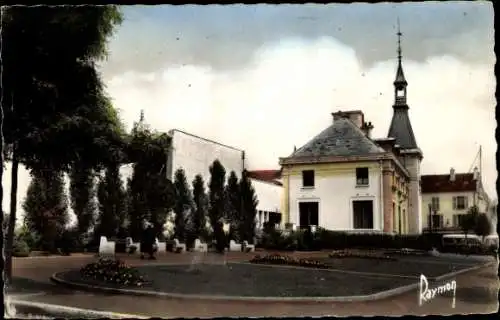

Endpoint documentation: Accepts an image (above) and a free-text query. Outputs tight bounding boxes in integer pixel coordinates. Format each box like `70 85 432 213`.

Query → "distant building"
421 167 491 232
246 170 283 229
165 129 282 225
278 29 422 234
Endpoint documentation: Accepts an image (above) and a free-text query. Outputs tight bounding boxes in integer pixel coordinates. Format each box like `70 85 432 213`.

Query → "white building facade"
167 129 245 186
285 163 385 232
166 129 282 221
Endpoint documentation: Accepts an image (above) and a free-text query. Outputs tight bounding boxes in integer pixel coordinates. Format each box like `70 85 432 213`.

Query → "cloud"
105 36 496 195
100 3 494 77
3 35 495 224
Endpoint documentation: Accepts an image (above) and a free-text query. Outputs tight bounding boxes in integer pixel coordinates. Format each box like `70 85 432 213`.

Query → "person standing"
141 221 156 260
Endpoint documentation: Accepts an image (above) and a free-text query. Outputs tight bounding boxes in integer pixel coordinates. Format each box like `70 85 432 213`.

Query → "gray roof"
387 108 419 150
290 118 385 158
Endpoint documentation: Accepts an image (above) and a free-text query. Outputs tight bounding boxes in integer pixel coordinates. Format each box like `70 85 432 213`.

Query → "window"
356 167 369 186
453 196 468 210
352 200 374 229
299 202 319 228
431 197 440 211
431 215 444 228
302 170 315 188
453 214 466 227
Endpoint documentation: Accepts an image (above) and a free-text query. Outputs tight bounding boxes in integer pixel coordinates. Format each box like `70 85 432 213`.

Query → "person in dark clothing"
140 222 157 260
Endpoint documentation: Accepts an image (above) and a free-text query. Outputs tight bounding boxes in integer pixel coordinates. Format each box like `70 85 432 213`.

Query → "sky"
2 2 496 223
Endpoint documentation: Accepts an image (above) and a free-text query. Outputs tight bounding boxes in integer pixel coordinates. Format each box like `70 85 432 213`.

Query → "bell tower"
387 20 424 234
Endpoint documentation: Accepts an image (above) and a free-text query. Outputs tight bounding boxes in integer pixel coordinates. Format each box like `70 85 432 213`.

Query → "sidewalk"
9 252 499 317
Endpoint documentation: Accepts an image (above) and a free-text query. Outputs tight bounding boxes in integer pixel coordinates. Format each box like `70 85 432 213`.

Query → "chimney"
362 121 374 138
449 168 456 182
332 110 364 128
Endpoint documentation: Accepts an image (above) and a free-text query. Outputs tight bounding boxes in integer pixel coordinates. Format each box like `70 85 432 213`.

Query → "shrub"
329 250 397 261
13 238 31 257
250 254 330 269
80 258 147 287
260 228 443 252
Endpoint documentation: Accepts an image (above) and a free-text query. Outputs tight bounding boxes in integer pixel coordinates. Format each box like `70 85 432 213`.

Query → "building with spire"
387 23 424 234
278 25 423 235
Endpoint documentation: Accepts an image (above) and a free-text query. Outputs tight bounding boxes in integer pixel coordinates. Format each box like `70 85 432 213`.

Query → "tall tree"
208 160 226 252
191 174 208 241
2 6 124 282
23 170 69 251
225 171 241 240
239 170 259 243
173 168 192 242
460 205 480 245
69 166 97 239
126 112 175 240
96 163 126 238
474 213 492 241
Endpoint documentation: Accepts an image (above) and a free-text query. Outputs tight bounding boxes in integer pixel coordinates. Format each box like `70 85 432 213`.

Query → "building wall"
167 129 281 218
421 191 479 228
282 161 384 231
251 179 282 213
168 129 244 188
403 155 422 234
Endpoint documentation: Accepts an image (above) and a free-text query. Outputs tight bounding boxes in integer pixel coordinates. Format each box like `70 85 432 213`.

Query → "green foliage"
2 6 126 172
16 223 41 252
191 175 208 239
13 238 31 257
259 228 444 252
225 171 241 239
96 163 127 238
239 170 259 243
460 205 480 241
69 166 97 237
173 168 192 242
208 160 226 252
474 213 492 239
2 6 124 281
126 112 175 240
23 170 69 252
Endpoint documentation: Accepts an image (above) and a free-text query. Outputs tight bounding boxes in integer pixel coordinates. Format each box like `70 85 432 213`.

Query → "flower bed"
80 258 148 287
250 254 331 269
328 250 397 261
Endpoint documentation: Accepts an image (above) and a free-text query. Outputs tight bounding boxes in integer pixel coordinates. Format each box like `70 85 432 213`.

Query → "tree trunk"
5 151 19 284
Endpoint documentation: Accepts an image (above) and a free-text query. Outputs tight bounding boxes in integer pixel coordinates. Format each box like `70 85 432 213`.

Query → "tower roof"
388 108 418 149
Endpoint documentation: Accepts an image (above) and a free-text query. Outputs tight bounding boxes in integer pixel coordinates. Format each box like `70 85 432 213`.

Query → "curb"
6 299 148 319
433 260 496 282
50 260 494 304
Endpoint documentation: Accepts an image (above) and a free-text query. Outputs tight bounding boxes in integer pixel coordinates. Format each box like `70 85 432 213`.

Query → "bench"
99 236 115 256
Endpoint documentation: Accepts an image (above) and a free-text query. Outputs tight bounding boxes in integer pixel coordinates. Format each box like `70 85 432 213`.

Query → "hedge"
258 227 443 252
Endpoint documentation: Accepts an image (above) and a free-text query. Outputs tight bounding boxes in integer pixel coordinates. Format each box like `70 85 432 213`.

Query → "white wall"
251 179 282 213
287 169 383 231
169 130 244 188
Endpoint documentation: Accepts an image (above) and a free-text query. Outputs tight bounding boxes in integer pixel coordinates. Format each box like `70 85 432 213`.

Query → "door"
299 202 319 229
352 200 374 229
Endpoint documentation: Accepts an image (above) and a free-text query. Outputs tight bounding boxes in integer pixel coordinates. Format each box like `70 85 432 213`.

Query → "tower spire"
397 18 402 65
393 18 408 107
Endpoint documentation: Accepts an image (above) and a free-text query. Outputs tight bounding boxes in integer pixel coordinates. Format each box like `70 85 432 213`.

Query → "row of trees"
173 162 258 252
20 112 175 252
19 113 259 254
